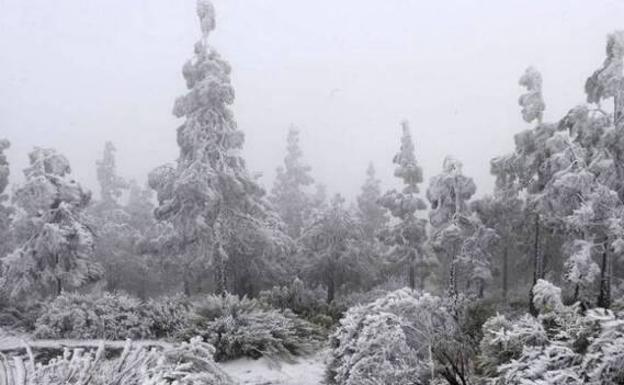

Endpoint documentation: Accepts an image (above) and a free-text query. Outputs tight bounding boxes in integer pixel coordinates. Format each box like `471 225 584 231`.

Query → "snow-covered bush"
3 337 234 385
34 292 152 340
258 278 330 321
181 293 324 361
479 280 624 384
478 313 548 376
326 288 464 385
143 294 192 338
33 292 193 340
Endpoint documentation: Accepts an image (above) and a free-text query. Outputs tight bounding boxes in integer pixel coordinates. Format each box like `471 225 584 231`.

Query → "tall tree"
270 127 314 238
299 194 367 303
1 148 101 298
95 141 128 207
379 121 430 290
427 157 477 296
356 163 388 240
148 0 289 296
0 139 13 260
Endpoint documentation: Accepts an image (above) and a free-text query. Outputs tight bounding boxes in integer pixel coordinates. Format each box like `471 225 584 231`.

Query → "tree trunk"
408 251 416 290
529 214 541 316
502 246 508 303
598 239 611 309
183 273 192 297
214 248 227 297
327 272 335 304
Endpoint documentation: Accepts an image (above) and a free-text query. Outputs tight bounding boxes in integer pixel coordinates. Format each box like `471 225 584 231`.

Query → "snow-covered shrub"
258 278 330 319
478 313 548 376
15 337 235 384
181 293 324 361
34 292 152 339
532 279 565 314
498 344 583 385
581 309 624 384
480 280 624 384
143 294 192 338
326 288 462 385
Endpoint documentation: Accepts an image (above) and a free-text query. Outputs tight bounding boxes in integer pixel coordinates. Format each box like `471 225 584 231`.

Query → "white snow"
219 351 327 385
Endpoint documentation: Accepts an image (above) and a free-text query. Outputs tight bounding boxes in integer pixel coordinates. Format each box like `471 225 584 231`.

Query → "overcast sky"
1 0 624 200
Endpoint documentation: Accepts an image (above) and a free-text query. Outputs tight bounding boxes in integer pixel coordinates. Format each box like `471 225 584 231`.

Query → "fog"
1 0 623 199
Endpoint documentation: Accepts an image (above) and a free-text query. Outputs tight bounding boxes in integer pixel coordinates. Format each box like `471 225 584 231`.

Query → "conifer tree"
356 163 388 240
426 156 480 297
0 139 13 260
1 148 101 298
96 141 128 207
149 0 289 296
379 121 430 290
299 194 367 303
270 127 314 238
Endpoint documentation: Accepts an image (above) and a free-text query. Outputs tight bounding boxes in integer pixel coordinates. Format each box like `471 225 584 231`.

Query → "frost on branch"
518 66 546 124
585 31 624 105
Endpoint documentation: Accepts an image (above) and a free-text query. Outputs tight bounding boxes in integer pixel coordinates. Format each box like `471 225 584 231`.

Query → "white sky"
1 0 624 200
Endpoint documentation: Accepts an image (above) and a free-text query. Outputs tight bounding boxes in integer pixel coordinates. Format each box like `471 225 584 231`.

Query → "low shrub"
2 337 234 385
33 292 192 340
181 293 324 362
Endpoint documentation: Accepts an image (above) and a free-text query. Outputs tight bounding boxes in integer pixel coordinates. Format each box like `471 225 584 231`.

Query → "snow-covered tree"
0 139 13 260
1 147 101 298
270 127 314 238
356 163 388 240
96 141 128 207
379 121 431 290
299 194 367 303
471 194 526 302
148 0 289 296
427 156 480 297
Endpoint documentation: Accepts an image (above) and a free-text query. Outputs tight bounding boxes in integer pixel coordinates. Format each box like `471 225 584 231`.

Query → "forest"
2 1 624 384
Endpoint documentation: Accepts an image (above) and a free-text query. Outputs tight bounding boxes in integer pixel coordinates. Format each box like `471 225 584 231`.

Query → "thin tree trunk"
529 214 540 316
327 272 335 304
408 251 416 290
183 273 192 297
598 239 611 308
214 248 227 297
502 246 508 303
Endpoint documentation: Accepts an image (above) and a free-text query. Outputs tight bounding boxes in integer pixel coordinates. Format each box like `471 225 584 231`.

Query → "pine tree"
379 121 430 290
1 148 101 298
356 163 388 240
0 139 13 260
96 141 128 207
299 194 366 303
426 156 480 297
270 127 314 238
148 0 289 296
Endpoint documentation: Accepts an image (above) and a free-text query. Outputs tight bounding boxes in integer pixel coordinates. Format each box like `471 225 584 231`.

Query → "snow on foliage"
326 288 460 385
585 31 624 105
379 122 431 290
33 292 191 340
518 66 546 124
148 0 290 296
1 147 101 299
270 127 315 238
6 337 235 385
181 293 324 362
480 280 624 384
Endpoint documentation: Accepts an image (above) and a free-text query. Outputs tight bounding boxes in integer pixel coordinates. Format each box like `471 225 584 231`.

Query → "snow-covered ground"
219 352 327 385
